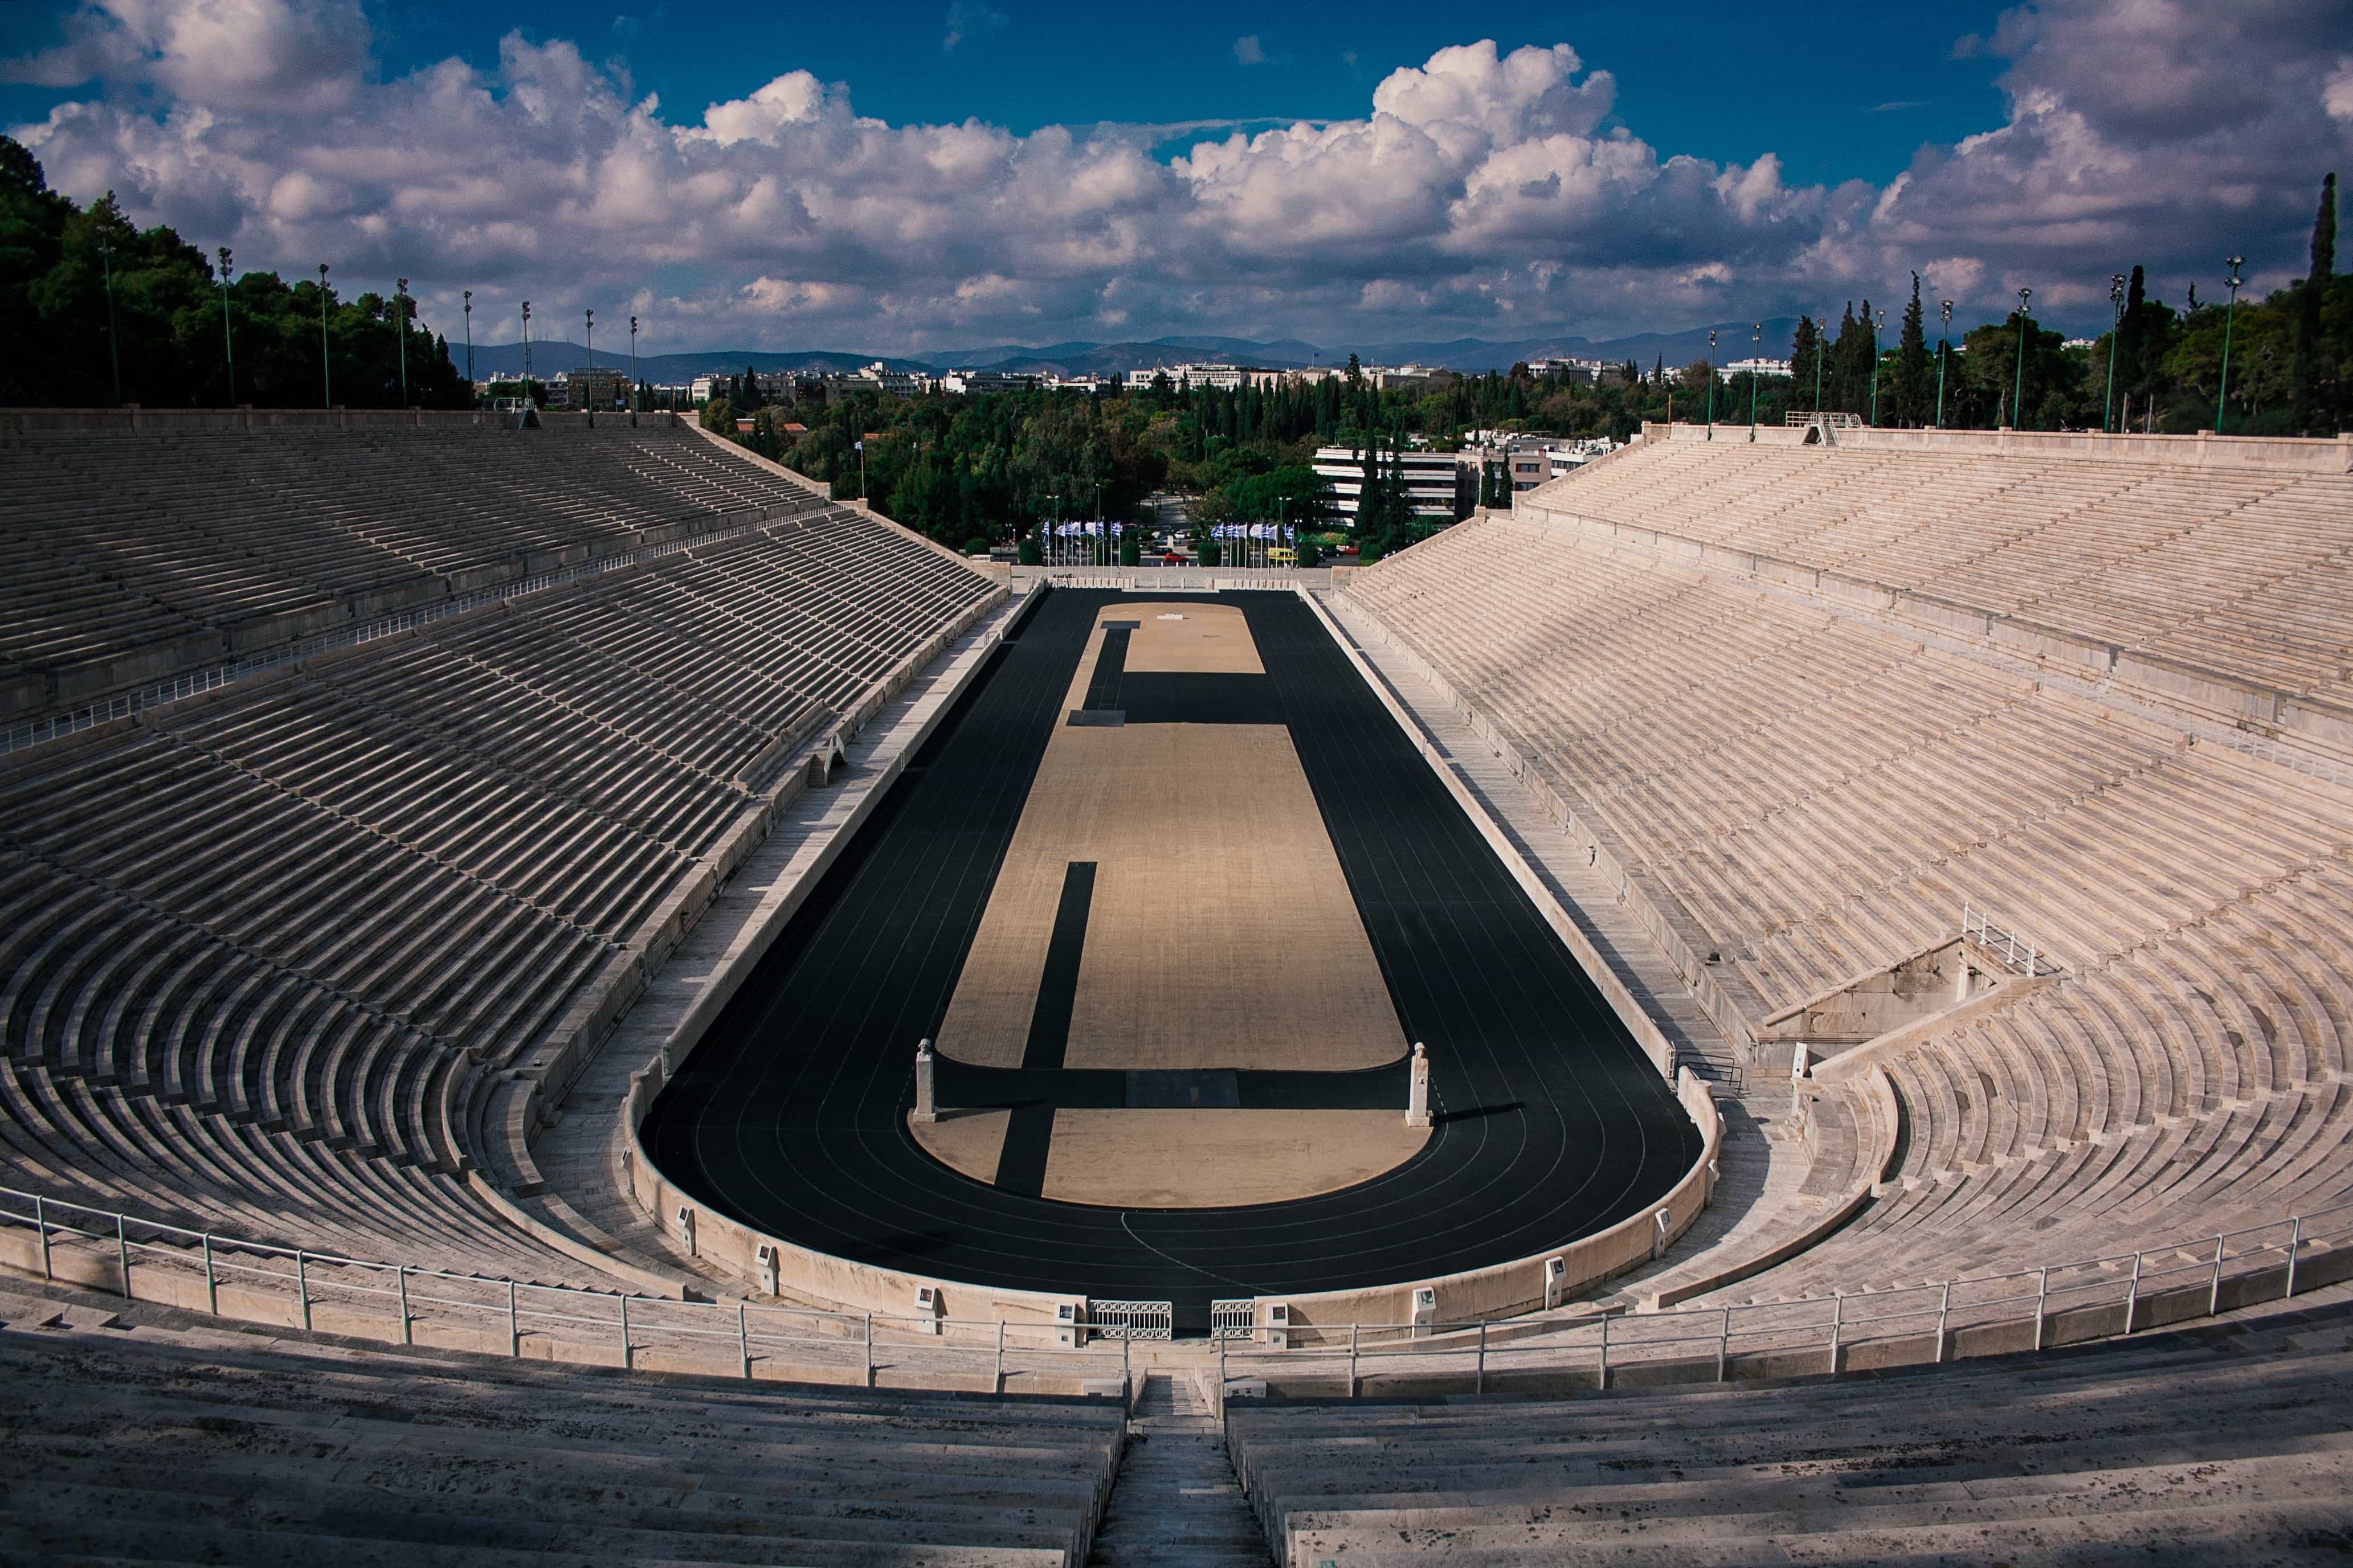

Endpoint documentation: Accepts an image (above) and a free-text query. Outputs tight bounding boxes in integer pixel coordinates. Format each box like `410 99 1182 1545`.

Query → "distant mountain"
457 342 930 380
452 321 1811 383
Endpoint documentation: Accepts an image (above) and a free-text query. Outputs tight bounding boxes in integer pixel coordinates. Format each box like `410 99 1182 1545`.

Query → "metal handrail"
4 1182 2344 1398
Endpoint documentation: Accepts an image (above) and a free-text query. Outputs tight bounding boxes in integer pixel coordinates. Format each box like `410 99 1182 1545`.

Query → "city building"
941 369 1043 395
558 366 631 408
1722 358 1794 378
855 362 932 398
1526 357 1606 383
1312 444 1466 523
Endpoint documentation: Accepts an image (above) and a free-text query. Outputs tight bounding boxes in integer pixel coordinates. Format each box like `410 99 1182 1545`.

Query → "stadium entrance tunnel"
637 587 1704 1336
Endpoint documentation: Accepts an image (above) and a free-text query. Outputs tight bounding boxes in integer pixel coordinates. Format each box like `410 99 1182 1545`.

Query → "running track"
640 588 1700 1332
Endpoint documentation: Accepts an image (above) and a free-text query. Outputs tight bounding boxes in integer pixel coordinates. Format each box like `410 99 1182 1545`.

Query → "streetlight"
317 263 332 408
216 247 235 406
1936 300 1952 429
1705 329 1717 440
1748 323 1761 441
628 315 639 426
2216 256 2245 433
2009 287 2032 429
1813 312 1828 415
97 236 122 405
463 290 473 394
2103 274 2126 433
584 308 595 423
520 300 532 406
395 277 409 407
1867 308 1886 426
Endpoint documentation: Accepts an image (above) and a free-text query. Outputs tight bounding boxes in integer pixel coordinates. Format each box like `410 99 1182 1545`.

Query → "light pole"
2010 286 2032 429
1867 308 1886 426
2216 256 2244 433
216 247 235 406
1936 300 1952 428
584 308 594 423
1813 313 1828 415
395 277 410 407
1748 323 1761 440
98 236 122 405
1705 329 1716 439
2103 273 2126 433
463 290 473 395
628 315 639 425
520 300 532 406
317 263 332 408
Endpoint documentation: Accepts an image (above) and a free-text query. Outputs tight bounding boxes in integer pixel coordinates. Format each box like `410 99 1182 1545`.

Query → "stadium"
3 400 2351 1563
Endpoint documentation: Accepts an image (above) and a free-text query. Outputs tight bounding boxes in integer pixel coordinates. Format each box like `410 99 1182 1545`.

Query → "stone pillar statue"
913 1038 938 1124
1407 1041 1431 1128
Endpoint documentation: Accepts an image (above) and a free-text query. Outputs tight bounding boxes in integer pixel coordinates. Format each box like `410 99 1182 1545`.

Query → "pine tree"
1893 274 1931 427
2291 173 2336 433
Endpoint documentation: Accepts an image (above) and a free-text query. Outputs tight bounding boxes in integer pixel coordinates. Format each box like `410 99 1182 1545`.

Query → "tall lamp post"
2216 256 2245 433
583 308 595 423
1748 323 1761 441
628 315 639 426
317 262 332 408
394 278 410 408
520 300 532 406
216 247 235 406
463 290 473 395
2102 273 2126 433
1813 313 1828 415
1936 300 1952 429
1705 329 1717 440
2009 287 2032 429
1867 308 1886 426
97 236 122 405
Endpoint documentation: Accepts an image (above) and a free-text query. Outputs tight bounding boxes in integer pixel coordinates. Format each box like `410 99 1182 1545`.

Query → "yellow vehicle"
1268 547 1296 565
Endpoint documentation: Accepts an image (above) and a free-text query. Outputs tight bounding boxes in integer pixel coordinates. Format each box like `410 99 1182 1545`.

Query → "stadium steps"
1085 1372 1272 1567
1225 1291 2353 1565
0 1277 1125 1567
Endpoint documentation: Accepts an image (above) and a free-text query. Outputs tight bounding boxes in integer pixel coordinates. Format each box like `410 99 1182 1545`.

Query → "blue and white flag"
852 439 863 451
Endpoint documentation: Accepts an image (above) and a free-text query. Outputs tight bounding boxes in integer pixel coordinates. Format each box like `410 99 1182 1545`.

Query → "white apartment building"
940 369 1042 395
1526 357 1606 382
688 374 721 403
1120 362 1255 392
1722 358 1793 378
855 362 932 398
1312 444 1465 523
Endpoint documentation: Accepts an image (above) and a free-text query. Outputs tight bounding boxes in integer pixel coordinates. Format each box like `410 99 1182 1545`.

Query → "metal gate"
1210 1299 1256 1342
1089 1300 1173 1341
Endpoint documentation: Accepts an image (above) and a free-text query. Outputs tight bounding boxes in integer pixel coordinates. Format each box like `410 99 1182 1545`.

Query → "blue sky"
3 1 2346 351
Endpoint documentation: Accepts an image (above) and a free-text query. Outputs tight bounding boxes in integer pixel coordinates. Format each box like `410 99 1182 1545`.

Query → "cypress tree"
2291 173 2336 433
1789 316 1821 407
1893 274 1931 427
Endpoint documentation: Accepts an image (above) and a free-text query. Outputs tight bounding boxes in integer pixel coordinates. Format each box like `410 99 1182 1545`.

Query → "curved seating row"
1344 467 2353 1309
0 439 1001 1280
1 1304 1126 1566
1517 441 2353 703
0 420 839 717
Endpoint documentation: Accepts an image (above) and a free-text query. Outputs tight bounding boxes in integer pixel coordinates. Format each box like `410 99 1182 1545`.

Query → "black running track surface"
640 589 1698 1331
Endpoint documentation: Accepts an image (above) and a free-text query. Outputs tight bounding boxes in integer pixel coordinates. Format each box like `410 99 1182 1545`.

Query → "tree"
1789 316 1822 410
2291 172 2336 433
1892 275 1931 427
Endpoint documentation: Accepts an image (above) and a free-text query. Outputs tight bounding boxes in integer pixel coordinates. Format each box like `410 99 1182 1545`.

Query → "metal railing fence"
1960 901 2060 978
0 1187 1132 1393
5 1184 2347 1403
1215 1196 2353 1398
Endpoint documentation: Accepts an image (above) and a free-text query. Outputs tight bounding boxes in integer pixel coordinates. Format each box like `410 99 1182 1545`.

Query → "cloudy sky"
3 0 2347 353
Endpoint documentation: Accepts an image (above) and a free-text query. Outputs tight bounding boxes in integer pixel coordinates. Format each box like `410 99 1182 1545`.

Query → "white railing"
1215 1196 2353 1397
0 1187 1134 1393
1960 902 2058 977
6 1183 2348 1403
3 497 854 756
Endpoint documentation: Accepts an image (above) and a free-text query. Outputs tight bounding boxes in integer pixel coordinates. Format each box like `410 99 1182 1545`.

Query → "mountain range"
457 322 1808 383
